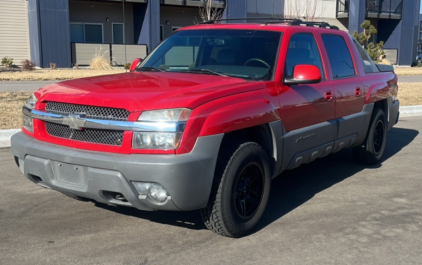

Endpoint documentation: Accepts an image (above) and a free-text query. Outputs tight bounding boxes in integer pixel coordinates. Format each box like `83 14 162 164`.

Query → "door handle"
355 88 362 97
324 91 333 102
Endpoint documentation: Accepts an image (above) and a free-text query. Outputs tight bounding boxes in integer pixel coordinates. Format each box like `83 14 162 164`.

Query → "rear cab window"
352 38 379 74
321 34 356 79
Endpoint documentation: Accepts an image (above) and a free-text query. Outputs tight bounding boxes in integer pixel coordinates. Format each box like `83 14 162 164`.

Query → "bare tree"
199 0 224 22
283 0 319 21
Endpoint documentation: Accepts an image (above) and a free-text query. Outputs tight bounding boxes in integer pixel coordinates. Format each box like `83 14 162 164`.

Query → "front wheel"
353 108 387 165
200 142 271 238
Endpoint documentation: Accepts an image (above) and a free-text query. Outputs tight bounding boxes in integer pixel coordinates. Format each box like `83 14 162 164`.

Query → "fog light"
132 182 150 195
132 182 168 203
148 184 168 203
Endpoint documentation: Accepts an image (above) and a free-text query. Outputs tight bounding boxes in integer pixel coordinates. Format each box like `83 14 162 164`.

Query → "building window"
70 23 104 43
113 23 125 44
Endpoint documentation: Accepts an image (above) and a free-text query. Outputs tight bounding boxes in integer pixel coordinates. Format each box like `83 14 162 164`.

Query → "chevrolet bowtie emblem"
62 114 86 130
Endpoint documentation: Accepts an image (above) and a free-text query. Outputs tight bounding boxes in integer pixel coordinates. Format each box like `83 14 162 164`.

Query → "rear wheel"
200 142 271 238
353 108 387 165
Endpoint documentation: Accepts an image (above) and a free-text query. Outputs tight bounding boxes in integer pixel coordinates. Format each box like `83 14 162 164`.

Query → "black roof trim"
199 17 339 30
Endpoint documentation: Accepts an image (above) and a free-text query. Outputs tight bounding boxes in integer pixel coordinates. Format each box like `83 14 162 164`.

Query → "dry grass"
394 67 422 76
0 92 30 129
0 83 420 129
0 69 125 81
398 83 422 107
90 49 113 70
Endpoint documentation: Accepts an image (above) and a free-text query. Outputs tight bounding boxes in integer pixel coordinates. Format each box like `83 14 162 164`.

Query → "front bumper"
11 132 223 211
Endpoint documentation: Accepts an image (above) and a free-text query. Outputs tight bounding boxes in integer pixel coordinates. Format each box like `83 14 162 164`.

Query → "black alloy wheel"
353 108 387 165
233 163 264 221
373 119 385 155
201 142 271 238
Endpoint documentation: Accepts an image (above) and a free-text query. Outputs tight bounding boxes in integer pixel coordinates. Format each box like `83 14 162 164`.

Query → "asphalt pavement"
0 81 57 92
1 115 421 265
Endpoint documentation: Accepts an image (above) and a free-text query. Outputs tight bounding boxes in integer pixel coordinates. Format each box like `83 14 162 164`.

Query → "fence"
71 43 148 66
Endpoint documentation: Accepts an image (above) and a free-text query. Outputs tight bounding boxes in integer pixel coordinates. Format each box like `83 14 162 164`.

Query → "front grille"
46 122 124 146
45 102 130 121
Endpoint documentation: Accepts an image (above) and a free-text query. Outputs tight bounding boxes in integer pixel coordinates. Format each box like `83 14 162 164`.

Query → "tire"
353 108 387 165
200 142 271 238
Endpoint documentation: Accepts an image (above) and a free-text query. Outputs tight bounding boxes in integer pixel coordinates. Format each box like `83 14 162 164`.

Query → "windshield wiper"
138 66 167 72
180 69 228 77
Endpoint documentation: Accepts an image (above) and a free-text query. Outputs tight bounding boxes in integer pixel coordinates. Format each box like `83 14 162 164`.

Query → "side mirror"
130 58 143 72
284 64 321 85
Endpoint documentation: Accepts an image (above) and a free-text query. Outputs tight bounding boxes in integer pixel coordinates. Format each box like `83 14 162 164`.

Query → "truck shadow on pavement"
94 127 418 234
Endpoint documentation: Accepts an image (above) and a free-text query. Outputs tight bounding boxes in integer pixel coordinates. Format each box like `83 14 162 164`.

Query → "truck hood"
35 72 264 112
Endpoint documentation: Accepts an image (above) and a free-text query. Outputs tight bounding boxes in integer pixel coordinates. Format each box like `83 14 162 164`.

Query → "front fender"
199 100 280 136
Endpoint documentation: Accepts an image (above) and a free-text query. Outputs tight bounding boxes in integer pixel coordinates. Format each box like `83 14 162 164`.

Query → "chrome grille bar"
23 107 186 132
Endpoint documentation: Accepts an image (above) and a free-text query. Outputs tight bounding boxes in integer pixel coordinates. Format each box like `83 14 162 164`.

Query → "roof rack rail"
199 17 339 30
200 17 297 24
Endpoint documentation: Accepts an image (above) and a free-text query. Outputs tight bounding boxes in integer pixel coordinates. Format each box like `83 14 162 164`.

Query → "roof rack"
200 17 339 30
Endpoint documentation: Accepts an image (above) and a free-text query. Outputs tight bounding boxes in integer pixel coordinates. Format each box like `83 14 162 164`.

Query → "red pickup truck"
11 19 399 238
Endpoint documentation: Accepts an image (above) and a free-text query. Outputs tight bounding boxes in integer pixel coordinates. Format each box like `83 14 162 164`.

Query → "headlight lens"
138 108 191 122
22 114 34 133
133 132 182 150
133 108 191 150
24 93 38 109
22 93 38 132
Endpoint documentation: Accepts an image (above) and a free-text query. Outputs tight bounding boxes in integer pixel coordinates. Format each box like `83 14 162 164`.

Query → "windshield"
138 29 282 81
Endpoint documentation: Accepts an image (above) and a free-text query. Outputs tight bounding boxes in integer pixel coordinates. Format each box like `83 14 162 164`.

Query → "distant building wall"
0 0 30 65
160 6 201 39
28 0 71 68
69 1 135 44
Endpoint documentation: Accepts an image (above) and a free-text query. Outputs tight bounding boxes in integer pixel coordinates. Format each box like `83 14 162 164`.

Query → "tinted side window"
285 33 324 79
322 34 355 79
353 39 379 73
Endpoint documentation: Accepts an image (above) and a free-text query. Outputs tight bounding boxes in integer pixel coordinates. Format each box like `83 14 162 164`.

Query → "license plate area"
52 161 87 187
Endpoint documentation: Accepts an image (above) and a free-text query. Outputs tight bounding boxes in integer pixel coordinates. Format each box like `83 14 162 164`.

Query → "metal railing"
160 0 225 7
366 0 402 16
337 0 350 14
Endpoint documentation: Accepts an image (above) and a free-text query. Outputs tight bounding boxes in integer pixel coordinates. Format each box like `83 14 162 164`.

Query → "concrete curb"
0 105 421 148
400 105 422 115
0 129 20 148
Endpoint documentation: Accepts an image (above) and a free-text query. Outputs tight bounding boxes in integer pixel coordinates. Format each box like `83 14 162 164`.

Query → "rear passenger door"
321 34 364 118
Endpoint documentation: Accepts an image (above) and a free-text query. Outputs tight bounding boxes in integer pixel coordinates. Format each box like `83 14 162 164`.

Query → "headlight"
22 114 34 133
133 108 191 150
138 108 191 122
133 132 182 150
22 93 38 132
24 93 38 109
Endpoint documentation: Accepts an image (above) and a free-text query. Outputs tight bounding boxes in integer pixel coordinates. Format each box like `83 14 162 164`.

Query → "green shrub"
1 57 13 67
352 20 386 63
124 62 131 70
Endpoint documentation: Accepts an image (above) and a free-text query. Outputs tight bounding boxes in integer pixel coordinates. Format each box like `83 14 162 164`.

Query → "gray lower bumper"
11 132 223 211
389 99 400 130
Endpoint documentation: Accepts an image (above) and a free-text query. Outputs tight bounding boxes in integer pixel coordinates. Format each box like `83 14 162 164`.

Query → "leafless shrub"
199 0 224 22
283 0 319 21
21 59 35 71
90 48 112 70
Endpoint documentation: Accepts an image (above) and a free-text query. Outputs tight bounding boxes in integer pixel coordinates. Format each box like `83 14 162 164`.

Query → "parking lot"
1 115 421 265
